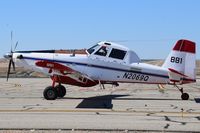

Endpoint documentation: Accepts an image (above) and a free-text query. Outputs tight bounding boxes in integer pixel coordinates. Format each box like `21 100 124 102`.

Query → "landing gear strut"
175 85 189 100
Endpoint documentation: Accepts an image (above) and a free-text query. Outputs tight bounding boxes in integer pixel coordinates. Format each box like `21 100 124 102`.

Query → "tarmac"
0 78 200 132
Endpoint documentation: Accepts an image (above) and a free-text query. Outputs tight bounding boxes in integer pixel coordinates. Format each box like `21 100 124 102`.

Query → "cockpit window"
94 46 109 56
109 48 127 60
87 44 99 54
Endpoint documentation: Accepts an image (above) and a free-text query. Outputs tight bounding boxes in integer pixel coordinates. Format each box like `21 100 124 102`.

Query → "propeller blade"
10 31 13 52
11 31 13 41
14 41 18 52
11 59 15 71
6 59 12 81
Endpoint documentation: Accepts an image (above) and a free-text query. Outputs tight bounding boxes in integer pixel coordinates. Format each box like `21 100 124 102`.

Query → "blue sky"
0 0 199 59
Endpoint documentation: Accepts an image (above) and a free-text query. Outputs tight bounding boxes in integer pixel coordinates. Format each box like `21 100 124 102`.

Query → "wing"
35 60 94 83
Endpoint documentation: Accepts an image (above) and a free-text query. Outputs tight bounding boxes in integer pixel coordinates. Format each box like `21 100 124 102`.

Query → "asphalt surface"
0 78 200 132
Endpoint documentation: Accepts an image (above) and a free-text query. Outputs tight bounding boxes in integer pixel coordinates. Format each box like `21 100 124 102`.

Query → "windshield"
87 44 100 54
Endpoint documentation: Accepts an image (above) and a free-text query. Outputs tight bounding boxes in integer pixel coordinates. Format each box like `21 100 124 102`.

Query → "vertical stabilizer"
162 39 196 84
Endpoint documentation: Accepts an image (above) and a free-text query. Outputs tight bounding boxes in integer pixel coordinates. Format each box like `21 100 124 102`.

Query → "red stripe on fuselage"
168 68 188 77
51 75 98 87
36 60 73 72
182 78 196 84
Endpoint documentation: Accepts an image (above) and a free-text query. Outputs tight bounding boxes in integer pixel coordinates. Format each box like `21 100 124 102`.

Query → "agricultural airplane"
4 39 196 100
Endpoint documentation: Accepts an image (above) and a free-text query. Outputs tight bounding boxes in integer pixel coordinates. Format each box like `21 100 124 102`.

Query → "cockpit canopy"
87 41 140 64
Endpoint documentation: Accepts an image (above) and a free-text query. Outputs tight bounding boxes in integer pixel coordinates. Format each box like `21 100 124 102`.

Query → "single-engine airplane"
4 39 196 100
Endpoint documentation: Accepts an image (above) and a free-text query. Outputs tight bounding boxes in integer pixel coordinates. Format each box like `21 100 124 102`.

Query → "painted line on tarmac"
0 109 199 116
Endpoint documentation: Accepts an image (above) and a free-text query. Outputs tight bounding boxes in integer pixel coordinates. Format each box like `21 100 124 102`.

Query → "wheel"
181 93 189 100
55 85 66 98
43 86 58 100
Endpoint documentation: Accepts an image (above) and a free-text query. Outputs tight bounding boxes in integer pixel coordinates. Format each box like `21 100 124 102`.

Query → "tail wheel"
175 86 190 100
55 85 66 98
181 93 189 100
43 86 58 100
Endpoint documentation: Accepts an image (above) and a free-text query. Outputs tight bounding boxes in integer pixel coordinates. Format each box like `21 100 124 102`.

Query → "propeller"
4 31 18 81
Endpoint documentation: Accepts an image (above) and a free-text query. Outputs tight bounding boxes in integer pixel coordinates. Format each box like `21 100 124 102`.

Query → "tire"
55 85 66 98
43 86 58 100
181 93 189 100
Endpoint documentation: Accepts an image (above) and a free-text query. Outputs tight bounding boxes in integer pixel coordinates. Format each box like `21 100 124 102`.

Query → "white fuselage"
13 52 170 85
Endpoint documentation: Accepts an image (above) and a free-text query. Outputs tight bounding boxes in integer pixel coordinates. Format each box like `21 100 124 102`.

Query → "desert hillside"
0 58 47 78
0 58 199 78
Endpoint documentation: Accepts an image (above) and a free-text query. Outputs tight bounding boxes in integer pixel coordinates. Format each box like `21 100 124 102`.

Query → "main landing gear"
175 85 189 100
43 76 66 100
43 85 66 100
43 75 66 100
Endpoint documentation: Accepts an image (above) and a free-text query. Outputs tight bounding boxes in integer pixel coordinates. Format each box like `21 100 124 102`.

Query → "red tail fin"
173 39 195 54
162 39 196 84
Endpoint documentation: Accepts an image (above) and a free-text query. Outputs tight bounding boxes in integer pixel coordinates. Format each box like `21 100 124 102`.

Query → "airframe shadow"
76 94 129 109
194 98 200 103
